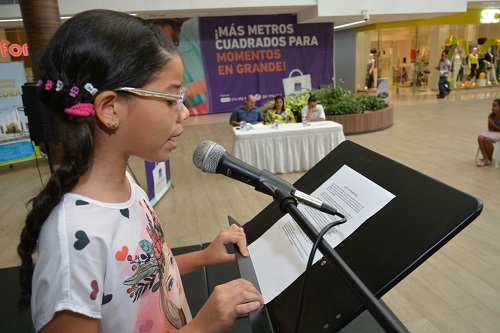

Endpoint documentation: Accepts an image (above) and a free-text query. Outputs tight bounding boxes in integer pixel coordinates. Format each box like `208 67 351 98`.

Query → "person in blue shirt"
229 95 264 126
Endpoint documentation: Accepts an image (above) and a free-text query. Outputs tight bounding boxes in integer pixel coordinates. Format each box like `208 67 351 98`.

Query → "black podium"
209 140 482 333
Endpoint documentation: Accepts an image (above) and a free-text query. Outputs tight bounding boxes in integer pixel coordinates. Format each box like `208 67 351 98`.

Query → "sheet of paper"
249 123 266 130
248 165 395 303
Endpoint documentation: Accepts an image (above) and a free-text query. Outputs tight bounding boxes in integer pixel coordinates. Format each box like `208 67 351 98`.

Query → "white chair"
476 141 500 167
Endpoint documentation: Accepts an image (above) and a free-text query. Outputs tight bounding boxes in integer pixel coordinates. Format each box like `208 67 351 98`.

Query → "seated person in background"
477 98 500 166
301 96 325 122
265 95 296 124
229 94 264 126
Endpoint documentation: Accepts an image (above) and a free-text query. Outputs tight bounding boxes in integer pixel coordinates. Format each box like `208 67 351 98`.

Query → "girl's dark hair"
17 9 179 309
494 98 500 105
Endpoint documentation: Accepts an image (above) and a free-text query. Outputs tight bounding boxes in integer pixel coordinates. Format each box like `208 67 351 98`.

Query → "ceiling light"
0 13 136 23
334 10 369 30
334 20 367 30
0 18 23 23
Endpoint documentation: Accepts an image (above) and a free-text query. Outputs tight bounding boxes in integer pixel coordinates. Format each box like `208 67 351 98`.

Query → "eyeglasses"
115 87 186 111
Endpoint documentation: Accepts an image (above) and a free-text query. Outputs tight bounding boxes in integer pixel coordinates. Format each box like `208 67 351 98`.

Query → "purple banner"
144 160 171 206
198 15 333 113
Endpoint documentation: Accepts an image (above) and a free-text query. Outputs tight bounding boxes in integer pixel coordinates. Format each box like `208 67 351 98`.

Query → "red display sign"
1 40 29 57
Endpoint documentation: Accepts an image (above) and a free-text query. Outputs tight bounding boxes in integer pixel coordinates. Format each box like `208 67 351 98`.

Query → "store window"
371 27 420 89
364 19 500 93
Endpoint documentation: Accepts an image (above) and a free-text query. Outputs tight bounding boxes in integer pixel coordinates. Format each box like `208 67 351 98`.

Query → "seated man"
229 94 264 126
301 96 325 122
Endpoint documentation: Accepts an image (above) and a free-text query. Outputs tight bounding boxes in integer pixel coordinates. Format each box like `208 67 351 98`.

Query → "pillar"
19 0 61 80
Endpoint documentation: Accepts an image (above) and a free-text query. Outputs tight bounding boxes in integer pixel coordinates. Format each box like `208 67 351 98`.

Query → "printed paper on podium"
248 165 395 303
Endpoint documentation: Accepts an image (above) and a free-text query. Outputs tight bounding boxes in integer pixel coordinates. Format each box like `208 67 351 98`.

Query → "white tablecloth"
232 121 346 173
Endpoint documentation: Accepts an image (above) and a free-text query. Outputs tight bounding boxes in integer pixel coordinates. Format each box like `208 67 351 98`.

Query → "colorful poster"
198 14 333 113
0 62 38 166
144 160 172 206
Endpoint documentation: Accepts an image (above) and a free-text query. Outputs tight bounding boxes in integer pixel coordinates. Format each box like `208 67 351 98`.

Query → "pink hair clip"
45 80 54 91
64 103 96 120
69 86 79 98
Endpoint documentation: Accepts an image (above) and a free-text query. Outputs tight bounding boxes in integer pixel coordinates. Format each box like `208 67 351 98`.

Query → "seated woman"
477 98 500 166
265 95 296 124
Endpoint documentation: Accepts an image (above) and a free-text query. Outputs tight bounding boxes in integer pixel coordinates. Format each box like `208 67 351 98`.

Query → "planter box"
325 104 394 135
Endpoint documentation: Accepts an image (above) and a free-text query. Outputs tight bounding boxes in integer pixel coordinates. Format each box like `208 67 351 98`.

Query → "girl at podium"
17 9 263 333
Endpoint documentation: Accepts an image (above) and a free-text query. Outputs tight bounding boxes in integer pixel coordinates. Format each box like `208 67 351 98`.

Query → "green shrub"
357 94 388 111
260 93 311 118
284 93 311 117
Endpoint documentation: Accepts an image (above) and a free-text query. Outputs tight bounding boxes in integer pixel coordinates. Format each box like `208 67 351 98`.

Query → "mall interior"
1 1 500 332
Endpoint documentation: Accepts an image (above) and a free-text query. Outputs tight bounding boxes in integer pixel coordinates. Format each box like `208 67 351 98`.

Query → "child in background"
17 9 263 333
477 98 500 166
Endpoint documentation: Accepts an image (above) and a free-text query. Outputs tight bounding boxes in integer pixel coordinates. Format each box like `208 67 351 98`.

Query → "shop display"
365 53 375 89
468 47 479 82
483 47 498 84
452 46 465 87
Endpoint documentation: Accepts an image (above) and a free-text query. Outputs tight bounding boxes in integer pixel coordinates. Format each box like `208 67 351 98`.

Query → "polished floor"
2 86 500 332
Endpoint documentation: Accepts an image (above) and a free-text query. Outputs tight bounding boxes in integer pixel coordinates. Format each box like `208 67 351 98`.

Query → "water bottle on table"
302 117 308 127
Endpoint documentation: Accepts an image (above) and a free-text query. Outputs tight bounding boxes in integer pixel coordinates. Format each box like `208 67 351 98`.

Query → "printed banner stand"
144 160 172 206
282 69 312 96
376 78 390 105
0 139 43 166
0 62 34 166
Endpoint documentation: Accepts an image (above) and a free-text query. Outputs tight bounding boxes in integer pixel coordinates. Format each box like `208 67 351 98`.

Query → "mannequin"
452 46 464 87
484 47 498 84
365 53 375 89
468 47 479 83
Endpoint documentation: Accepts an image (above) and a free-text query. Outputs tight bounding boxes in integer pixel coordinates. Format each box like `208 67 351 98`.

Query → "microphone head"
193 140 226 173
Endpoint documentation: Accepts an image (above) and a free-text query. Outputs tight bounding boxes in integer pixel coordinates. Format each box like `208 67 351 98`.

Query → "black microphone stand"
272 189 407 333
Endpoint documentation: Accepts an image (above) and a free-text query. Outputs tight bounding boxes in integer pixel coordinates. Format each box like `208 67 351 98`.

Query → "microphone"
192 140 337 216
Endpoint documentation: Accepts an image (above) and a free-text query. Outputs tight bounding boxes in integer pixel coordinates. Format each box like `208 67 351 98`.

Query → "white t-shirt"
31 174 192 332
440 58 451 76
301 104 326 121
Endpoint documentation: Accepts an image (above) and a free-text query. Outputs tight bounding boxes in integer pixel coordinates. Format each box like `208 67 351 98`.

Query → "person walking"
436 51 451 98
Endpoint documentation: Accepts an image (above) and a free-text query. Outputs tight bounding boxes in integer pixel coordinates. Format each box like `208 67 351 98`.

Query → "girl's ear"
94 91 121 130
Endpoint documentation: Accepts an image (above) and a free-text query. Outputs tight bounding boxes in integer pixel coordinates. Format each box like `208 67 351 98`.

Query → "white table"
232 121 345 173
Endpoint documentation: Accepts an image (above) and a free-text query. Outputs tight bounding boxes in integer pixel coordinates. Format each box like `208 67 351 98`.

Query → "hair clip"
45 80 54 91
69 86 79 98
84 83 98 96
36 80 44 87
64 103 95 120
55 80 64 92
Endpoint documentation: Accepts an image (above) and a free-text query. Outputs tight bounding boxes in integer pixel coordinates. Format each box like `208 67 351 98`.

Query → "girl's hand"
188 279 264 333
203 224 249 266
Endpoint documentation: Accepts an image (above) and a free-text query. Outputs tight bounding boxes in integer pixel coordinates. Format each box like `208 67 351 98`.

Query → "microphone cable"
294 211 347 333
31 141 45 187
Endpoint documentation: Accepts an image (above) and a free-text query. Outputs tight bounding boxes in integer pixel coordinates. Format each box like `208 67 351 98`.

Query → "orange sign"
1 40 29 57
